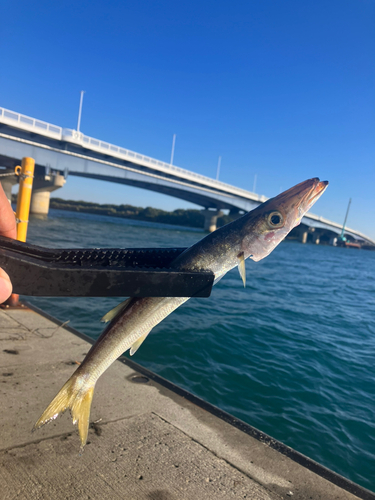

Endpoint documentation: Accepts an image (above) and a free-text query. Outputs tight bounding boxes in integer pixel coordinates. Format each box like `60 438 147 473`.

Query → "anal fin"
238 252 246 287
130 332 149 356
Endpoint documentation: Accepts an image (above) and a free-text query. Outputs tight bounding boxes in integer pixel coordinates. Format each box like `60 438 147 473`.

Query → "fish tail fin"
71 385 95 449
33 374 95 450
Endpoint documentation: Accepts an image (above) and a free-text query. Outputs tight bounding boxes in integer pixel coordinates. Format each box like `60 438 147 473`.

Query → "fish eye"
267 211 284 228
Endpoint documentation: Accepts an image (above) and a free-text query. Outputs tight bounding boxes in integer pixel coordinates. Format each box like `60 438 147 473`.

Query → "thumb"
0 268 12 303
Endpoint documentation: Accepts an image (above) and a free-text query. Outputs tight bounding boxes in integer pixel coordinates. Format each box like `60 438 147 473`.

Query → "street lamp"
170 134 176 165
77 90 85 132
216 156 221 180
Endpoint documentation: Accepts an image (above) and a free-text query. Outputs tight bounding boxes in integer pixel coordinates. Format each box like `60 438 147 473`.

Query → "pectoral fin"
130 332 149 356
101 298 133 323
237 252 246 287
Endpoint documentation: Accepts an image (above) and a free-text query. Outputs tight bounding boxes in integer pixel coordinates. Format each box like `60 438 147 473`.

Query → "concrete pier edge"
22 300 375 500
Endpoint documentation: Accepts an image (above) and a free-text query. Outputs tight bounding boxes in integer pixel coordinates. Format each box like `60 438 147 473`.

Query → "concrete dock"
0 304 373 500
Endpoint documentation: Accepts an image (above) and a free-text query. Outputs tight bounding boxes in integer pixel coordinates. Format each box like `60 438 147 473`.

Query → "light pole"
253 174 257 193
170 134 176 165
216 156 221 180
77 90 85 133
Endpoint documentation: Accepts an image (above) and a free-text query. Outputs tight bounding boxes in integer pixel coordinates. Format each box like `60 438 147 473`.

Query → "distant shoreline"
48 198 233 229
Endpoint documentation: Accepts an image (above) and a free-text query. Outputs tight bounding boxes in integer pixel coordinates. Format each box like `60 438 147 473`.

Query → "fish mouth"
271 177 329 218
257 177 328 226
298 178 329 217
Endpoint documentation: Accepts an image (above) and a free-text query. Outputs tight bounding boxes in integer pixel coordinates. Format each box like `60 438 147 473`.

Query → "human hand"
0 185 17 302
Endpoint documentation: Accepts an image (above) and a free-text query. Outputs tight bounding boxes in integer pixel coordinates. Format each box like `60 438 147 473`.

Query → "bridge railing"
61 127 267 203
1 108 374 244
305 213 375 243
0 107 265 203
0 107 62 139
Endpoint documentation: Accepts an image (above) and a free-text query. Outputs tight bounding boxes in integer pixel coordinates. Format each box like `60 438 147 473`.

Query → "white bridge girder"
0 106 374 244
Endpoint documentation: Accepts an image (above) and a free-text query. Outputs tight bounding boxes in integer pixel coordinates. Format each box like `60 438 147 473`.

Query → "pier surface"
0 305 373 500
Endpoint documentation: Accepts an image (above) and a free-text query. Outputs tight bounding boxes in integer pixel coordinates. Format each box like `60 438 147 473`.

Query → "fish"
34 177 328 449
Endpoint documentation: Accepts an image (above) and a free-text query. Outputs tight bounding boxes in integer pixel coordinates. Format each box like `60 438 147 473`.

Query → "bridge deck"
1 106 374 244
1 303 372 500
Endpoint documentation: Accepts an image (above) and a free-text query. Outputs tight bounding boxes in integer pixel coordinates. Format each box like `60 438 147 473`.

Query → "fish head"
242 177 329 261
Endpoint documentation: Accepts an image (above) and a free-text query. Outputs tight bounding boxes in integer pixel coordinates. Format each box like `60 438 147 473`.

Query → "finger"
0 268 12 303
0 184 17 239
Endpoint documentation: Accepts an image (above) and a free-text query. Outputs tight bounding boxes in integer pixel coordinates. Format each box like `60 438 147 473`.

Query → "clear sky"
1 0 374 238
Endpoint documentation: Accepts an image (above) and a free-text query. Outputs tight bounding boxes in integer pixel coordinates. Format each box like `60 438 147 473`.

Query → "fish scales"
82 296 188 381
34 178 328 448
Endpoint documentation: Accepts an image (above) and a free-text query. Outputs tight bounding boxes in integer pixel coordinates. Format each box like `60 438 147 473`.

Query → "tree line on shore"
49 198 234 229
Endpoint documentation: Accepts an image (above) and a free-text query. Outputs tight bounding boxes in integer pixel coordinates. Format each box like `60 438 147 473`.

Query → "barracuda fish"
34 177 328 448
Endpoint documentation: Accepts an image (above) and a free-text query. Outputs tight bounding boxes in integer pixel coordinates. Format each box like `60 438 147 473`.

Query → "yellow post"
15 157 35 242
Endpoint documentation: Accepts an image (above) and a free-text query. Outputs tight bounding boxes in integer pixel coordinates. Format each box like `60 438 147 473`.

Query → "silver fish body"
34 177 328 448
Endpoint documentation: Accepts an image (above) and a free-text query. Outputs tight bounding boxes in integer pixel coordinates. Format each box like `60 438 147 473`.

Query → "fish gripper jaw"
0 236 214 298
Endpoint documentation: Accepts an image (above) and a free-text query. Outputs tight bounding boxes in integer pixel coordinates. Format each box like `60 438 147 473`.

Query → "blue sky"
1 0 374 238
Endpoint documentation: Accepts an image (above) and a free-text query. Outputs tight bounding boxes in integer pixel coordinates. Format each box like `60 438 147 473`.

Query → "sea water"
25 209 375 492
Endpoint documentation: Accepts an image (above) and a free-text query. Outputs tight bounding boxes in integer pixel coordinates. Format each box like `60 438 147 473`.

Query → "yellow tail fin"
33 375 95 450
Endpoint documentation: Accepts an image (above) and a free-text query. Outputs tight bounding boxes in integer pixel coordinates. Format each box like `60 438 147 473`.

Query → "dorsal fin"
237 252 246 287
101 298 133 323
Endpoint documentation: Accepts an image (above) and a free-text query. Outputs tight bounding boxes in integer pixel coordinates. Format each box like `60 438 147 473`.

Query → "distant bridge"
0 107 373 244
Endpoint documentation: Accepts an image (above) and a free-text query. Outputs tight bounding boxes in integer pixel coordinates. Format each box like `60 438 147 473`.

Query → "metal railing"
305 212 374 243
2 107 372 243
61 128 265 202
0 107 264 203
0 107 62 139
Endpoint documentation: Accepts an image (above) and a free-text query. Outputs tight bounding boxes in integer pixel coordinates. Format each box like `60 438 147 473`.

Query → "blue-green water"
26 209 375 492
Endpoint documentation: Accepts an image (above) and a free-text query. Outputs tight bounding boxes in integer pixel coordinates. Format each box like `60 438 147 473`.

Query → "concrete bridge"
0 107 373 244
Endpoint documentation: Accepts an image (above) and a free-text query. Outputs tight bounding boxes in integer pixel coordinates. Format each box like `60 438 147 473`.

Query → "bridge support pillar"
202 209 223 232
30 174 66 215
330 237 338 246
300 231 308 244
313 233 320 245
0 170 18 204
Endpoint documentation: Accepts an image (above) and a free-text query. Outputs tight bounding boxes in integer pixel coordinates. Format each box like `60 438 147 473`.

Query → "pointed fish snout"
316 179 329 190
309 179 329 202
299 178 329 214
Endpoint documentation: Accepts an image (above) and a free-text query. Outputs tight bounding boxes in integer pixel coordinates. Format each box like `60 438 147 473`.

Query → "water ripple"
26 211 375 492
